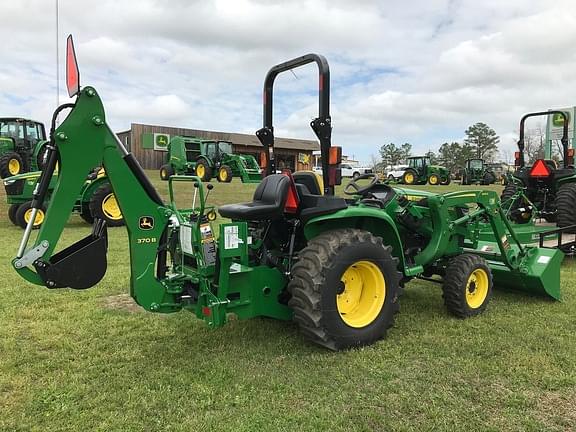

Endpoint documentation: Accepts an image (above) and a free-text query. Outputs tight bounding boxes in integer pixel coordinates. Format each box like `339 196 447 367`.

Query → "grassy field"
1 173 575 431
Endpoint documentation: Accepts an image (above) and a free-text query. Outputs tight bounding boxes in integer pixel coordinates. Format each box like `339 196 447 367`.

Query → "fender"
303 206 407 273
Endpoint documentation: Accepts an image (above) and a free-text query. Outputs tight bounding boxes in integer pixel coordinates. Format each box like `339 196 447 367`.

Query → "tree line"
377 122 500 173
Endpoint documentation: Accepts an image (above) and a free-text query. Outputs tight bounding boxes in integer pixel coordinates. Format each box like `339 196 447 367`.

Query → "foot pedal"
35 219 108 289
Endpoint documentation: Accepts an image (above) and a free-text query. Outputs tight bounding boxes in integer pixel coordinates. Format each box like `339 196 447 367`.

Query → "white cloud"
1 0 575 163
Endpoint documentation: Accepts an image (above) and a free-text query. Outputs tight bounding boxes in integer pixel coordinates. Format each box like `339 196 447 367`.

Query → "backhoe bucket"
487 246 563 300
35 220 108 289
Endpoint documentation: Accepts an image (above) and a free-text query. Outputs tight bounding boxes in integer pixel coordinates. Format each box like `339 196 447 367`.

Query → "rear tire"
402 169 417 185
89 184 124 227
195 161 212 182
15 201 46 229
288 228 402 351
428 174 440 185
217 165 233 183
482 172 495 185
440 176 451 185
442 254 492 318
0 152 24 178
8 204 20 225
159 164 174 181
556 183 576 233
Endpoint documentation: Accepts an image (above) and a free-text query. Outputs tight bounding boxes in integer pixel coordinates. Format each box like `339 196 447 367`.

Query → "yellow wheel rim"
207 210 217 221
429 175 438 185
102 193 122 220
196 164 205 178
337 261 386 328
8 158 20 175
465 268 489 309
404 172 414 184
219 168 228 182
24 208 45 226
161 168 167 178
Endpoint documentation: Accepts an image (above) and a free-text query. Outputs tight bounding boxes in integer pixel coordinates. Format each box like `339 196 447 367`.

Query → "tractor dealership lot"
1 175 575 431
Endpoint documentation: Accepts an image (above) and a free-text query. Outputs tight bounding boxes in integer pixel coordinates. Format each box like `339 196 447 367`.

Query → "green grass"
1 173 576 431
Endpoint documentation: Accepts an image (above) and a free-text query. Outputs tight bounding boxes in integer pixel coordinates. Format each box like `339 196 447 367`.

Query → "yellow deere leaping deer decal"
139 216 154 230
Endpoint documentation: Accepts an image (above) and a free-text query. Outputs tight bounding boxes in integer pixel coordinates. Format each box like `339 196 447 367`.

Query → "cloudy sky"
2 0 576 162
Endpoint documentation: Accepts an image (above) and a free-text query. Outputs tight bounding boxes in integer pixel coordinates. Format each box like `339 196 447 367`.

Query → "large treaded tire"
442 254 492 318
402 169 418 185
195 160 212 182
8 204 20 225
0 152 24 178
287 228 402 351
556 183 576 233
89 184 125 227
159 164 174 181
482 172 496 185
15 201 46 229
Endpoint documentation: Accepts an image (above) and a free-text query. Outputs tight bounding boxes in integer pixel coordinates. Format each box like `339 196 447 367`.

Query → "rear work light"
529 159 551 178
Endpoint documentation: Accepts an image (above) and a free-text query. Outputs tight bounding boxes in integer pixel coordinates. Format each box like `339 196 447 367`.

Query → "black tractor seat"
218 174 290 221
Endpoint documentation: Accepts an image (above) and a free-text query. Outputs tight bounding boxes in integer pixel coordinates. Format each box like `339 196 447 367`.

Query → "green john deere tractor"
4 167 124 229
501 111 576 228
461 158 496 185
12 38 563 352
0 118 50 178
159 136 261 183
402 156 451 185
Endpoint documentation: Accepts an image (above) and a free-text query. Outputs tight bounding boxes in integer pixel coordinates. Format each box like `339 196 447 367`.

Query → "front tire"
0 152 24 178
217 165 233 183
442 254 492 318
8 204 20 225
89 184 125 227
440 176 451 185
15 201 46 229
159 164 174 181
288 228 402 351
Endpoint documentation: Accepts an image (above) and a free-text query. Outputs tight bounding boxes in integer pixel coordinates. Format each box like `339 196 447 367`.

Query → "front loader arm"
13 87 180 312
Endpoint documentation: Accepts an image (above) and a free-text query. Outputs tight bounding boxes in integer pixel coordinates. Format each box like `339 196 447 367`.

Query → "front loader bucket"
487 247 563 300
34 220 108 289
241 170 263 183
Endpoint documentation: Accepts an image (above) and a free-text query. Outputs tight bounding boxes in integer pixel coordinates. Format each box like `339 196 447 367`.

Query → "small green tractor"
402 156 451 185
160 136 261 183
502 111 576 228
12 38 563 351
4 168 123 229
461 159 496 185
0 118 50 178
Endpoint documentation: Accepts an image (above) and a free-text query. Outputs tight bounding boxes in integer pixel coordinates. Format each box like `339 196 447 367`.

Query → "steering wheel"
344 173 380 195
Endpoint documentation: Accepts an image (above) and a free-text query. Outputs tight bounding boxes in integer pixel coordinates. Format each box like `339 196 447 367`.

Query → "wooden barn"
116 123 319 171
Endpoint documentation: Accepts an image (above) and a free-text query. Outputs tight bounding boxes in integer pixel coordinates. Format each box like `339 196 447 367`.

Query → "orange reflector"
281 171 300 213
259 151 267 169
329 147 342 165
514 151 520 158
66 35 80 97
568 148 575 157
530 159 551 177
202 307 211 317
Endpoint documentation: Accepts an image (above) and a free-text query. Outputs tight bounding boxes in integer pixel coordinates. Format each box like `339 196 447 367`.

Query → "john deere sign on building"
545 107 576 159
153 133 170 151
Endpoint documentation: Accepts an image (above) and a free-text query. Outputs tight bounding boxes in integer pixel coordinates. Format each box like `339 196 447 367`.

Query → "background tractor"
11 38 563 353
460 158 496 185
160 136 261 183
501 111 576 228
401 156 451 185
4 167 123 229
0 118 49 178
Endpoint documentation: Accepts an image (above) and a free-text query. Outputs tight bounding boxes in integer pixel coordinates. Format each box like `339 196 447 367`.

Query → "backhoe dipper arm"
256 54 333 193
12 87 180 312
